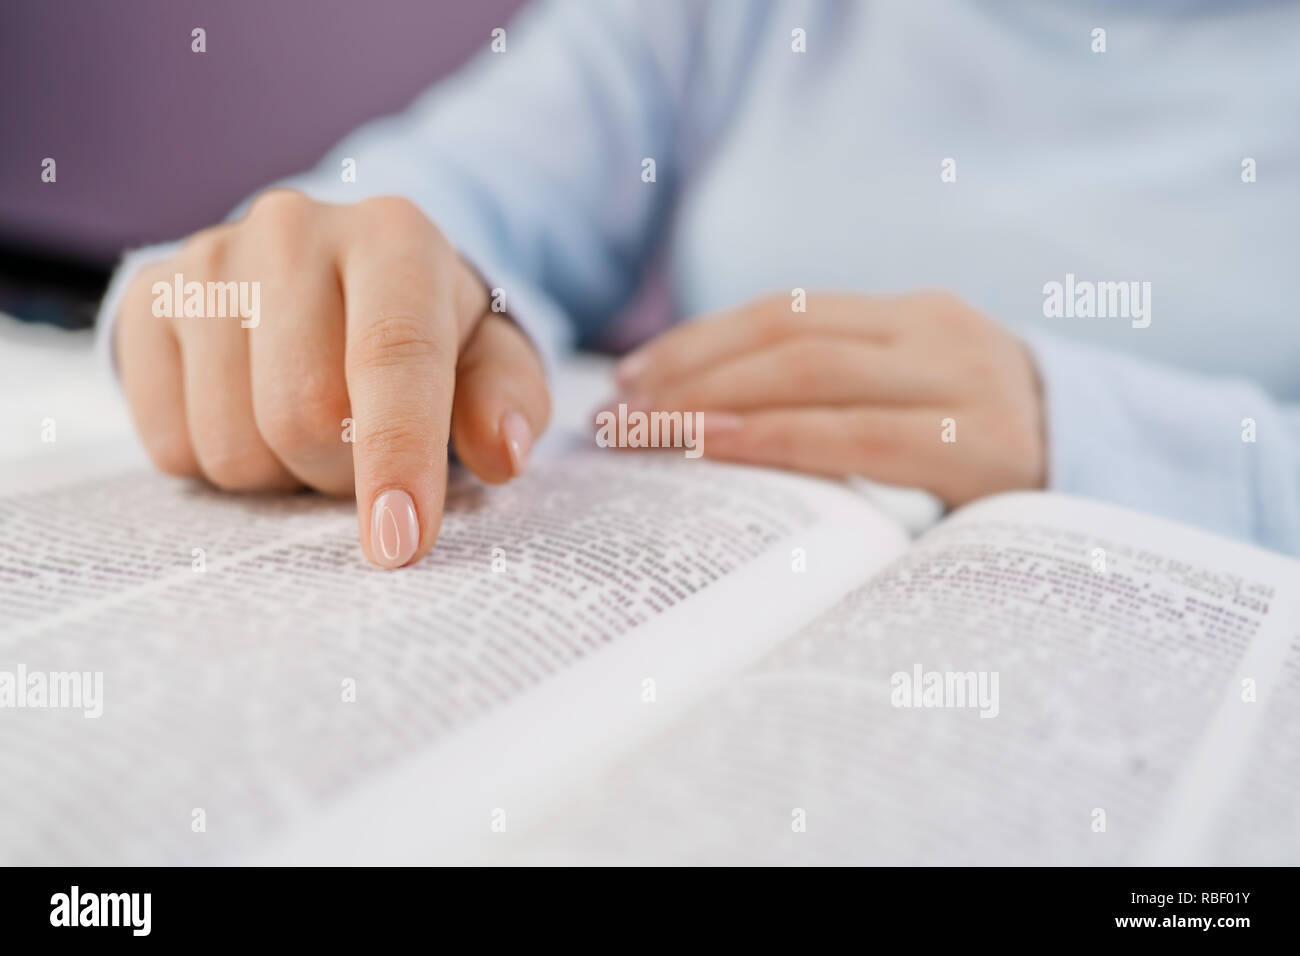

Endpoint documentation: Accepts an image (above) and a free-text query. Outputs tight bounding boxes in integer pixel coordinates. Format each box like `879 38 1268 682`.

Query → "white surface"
0 313 136 466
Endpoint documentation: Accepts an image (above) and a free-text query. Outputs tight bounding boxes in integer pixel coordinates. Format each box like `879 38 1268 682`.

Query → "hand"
114 190 551 568
612 291 1044 506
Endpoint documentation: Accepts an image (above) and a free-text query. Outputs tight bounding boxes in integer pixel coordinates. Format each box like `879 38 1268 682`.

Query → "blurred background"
0 0 526 327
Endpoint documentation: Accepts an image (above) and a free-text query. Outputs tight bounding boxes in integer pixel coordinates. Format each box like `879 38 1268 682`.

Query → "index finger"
340 204 462 569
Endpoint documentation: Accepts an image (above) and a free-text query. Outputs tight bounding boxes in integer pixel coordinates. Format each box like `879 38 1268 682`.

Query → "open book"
2 434 1296 866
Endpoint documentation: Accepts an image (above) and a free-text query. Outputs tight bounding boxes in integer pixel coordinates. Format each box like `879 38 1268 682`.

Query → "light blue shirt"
102 0 1300 554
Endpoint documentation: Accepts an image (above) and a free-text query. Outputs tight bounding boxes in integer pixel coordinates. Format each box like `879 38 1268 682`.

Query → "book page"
497 492 1296 865
1202 626 1300 865
0 449 908 864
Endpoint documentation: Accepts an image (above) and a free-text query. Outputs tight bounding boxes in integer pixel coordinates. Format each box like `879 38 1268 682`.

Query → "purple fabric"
0 0 525 263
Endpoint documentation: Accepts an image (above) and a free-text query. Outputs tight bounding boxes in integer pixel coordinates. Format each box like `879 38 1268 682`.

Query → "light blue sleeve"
1025 329 1300 556
261 0 709 370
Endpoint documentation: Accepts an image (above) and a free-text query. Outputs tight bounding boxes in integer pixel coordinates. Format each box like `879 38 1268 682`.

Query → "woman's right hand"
113 190 551 569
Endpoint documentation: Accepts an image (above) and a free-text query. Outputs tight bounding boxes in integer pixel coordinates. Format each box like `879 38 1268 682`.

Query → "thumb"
451 313 552 483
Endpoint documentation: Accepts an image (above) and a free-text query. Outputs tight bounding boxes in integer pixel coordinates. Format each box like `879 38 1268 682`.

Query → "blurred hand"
613 291 1044 506
114 190 550 569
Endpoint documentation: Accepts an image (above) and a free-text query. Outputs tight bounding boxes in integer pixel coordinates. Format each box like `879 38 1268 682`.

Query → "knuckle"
347 313 443 370
256 377 348 460
247 188 312 229
293 373 351 428
357 195 437 236
178 227 230 271
919 289 969 326
355 415 444 465
195 435 285 491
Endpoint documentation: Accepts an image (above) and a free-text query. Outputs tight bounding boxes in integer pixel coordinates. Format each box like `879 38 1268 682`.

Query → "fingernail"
502 410 533 477
706 412 743 432
614 351 648 387
369 489 419 569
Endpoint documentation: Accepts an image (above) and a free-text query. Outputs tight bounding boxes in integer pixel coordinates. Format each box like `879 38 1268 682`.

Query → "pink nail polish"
370 489 419 569
502 410 533 477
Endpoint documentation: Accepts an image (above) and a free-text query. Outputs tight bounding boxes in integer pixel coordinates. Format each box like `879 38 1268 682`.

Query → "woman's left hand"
612 290 1047 506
